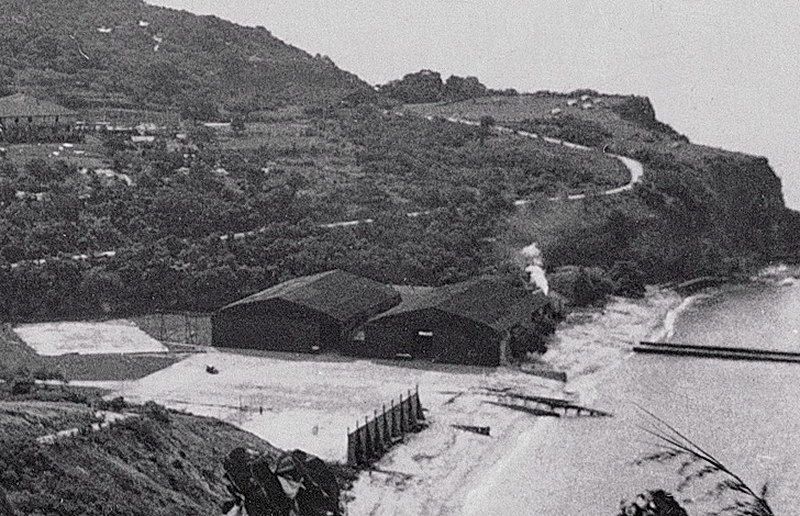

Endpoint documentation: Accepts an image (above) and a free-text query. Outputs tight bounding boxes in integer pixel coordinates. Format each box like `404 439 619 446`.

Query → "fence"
132 312 212 346
346 387 426 467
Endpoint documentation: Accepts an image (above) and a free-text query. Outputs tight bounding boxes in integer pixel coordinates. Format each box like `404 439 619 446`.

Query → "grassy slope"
0 325 46 375
0 400 286 516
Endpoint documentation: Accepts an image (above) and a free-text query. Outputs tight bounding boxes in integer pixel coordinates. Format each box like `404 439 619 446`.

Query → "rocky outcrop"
611 96 686 139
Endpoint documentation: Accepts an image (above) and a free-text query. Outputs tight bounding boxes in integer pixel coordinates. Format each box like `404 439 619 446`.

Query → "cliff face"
610 95 787 264
705 153 785 253
610 96 686 140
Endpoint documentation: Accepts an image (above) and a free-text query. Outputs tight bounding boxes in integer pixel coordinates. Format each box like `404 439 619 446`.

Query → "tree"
610 260 646 298
634 407 774 516
378 69 444 103
443 75 487 101
143 61 185 99
231 116 246 136
478 115 495 145
0 485 15 516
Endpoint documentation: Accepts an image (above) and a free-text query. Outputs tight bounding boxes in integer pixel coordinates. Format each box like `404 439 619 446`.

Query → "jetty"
488 392 613 418
635 341 800 363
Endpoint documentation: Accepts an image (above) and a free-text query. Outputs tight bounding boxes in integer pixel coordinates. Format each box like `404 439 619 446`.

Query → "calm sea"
465 278 800 515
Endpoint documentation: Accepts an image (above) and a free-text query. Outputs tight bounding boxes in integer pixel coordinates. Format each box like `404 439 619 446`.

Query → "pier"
635 341 800 363
488 392 613 418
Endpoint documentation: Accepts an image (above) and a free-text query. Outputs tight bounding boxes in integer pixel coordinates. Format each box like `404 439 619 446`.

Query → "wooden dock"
635 341 800 363
488 392 612 418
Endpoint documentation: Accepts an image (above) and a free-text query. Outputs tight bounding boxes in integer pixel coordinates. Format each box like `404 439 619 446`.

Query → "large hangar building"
364 277 549 366
212 270 401 353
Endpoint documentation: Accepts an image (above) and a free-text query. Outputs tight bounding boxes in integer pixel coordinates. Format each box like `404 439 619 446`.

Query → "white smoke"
520 242 549 295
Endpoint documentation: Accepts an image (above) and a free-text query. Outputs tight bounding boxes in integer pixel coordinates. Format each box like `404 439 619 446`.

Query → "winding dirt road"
9 112 645 268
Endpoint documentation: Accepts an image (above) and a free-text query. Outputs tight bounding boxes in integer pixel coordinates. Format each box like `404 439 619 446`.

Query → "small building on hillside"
0 93 78 132
212 270 402 353
364 277 551 366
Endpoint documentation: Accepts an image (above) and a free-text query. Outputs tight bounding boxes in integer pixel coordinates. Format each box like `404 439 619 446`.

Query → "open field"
405 93 661 145
14 320 169 356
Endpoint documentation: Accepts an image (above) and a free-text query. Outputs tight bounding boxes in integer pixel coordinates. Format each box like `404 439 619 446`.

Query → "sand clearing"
107 351 564 462
81 289 682 514
15 320 168 356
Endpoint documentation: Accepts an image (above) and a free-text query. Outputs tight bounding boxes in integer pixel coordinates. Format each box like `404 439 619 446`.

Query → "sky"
149 0 800 208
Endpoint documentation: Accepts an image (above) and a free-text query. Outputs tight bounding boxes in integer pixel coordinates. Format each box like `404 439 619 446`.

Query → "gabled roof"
372 277 549 332
0 93 77 118
221 270 401 323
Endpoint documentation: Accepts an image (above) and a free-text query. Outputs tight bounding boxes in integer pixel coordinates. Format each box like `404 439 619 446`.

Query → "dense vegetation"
0 0 794 318
0 88 642 319
378 69 517 103
0 386 291 516
415 95 791 302
0 0 368 114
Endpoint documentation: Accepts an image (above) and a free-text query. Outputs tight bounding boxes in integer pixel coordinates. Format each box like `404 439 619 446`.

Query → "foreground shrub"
617 490 687 516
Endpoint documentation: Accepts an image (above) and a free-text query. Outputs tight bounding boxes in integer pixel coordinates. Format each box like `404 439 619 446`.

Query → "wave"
648 292 709 342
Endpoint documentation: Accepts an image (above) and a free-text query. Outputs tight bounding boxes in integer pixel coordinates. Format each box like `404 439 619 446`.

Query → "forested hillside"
0 0 369 113
0 0 794 320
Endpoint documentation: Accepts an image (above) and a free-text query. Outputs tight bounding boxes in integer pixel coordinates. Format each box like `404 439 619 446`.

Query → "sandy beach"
347 287 683 515
60 288 687 515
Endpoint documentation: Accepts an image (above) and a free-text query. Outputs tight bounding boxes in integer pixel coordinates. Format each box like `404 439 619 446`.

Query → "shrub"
548 266 615 306
108 396 126 412
143 401 171 424
10 377 35 395
617 490 688 516
32 366 65 382
610 260 646 298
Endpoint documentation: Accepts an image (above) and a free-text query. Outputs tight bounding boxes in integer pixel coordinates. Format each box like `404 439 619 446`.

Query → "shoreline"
346 286 688 515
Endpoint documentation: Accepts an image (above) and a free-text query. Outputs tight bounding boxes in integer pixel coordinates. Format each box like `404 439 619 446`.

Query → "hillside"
407 92 789 283
0 389 295 516
0 2 793 317
0 0 369 114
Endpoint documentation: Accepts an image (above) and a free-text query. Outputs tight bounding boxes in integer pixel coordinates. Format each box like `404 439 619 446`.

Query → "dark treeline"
0 207 512 321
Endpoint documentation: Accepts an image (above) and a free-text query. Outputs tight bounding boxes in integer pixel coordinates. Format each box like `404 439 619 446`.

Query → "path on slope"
10 112 644 268
36 410 139 445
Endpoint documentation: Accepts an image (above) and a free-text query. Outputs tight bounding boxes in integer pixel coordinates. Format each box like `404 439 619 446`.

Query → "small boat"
205 365 219 374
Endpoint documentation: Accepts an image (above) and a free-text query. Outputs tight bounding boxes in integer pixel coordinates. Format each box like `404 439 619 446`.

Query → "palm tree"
634 406 773 516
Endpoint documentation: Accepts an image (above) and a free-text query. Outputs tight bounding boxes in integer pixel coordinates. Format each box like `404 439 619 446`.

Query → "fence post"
373 409 383 454
389 399 396 440
356 419 363 465
364 416 372 462
399 394 406 439
382 404 389 447
416 384 424 421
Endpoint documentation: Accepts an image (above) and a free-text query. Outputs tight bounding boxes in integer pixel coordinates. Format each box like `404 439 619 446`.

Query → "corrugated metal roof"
0 93 77 118
373 277 549 332
221 270 401 323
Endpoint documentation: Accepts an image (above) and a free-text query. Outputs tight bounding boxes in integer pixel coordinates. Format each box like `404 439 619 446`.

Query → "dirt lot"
14 320 168 356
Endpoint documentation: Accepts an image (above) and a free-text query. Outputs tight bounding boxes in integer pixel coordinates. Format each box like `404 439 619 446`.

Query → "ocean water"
465 278 800 515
